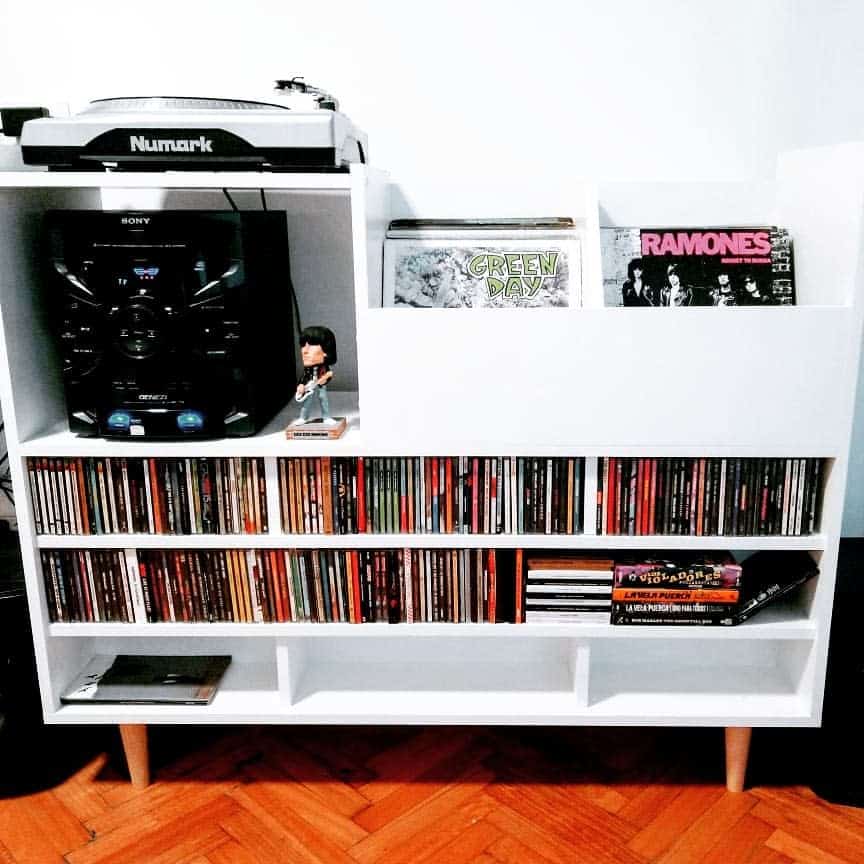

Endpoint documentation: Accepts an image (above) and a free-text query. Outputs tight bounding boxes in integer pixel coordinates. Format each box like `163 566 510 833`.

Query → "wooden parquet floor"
2 724 864 864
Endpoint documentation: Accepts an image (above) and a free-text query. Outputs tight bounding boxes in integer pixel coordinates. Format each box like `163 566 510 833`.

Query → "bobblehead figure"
292 325 338 425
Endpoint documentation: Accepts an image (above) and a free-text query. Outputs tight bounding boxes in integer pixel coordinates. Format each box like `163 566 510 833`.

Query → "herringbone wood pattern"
1 725 863 864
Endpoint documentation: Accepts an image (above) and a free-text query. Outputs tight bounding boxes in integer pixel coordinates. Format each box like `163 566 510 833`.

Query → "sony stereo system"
46 210 295 438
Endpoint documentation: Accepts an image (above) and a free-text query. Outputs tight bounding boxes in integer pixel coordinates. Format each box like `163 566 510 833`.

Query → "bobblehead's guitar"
295 372 329 403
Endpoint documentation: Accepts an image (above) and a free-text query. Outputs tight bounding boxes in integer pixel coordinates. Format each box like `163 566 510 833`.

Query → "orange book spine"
236 550 253 623
269 549 286 622
350 550 362 623
612 588 739 603
321 456 333 534
487 549 497 624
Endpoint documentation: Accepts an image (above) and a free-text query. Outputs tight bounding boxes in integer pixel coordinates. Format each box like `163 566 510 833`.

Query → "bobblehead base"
285 416 347 440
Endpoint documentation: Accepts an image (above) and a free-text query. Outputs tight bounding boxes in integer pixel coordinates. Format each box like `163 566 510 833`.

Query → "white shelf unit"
1 145 863 787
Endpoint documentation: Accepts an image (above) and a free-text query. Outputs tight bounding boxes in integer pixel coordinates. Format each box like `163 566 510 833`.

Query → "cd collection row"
40 547 499 625
26 455 822 540
596 457 823 537
279 456 585 535
26 457 268 536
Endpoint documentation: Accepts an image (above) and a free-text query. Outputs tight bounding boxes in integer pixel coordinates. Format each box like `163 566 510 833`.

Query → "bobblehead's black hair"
300 325 338 364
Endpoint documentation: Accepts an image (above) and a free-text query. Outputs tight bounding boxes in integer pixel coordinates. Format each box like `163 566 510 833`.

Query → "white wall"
771 0 864 535
1 0 793 182
2 0 864 529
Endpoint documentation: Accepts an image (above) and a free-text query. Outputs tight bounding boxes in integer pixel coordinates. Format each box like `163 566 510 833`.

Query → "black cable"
222 189 239 212
291 277 303 338
260 189 268 211
357 141 366 164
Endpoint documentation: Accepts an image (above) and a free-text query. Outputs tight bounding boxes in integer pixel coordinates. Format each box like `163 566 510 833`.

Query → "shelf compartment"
27 455 270 537
586 638 814 724
283 635 580 720
360 307 856 454
19 392 363 459
594 456 826 540
44 630 818 726
45 635 282 725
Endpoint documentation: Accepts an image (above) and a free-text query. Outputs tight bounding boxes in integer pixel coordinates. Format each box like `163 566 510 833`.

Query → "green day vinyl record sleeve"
383 229 582 308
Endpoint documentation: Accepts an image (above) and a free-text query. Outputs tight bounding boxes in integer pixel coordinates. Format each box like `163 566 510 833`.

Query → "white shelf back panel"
361 307 853 452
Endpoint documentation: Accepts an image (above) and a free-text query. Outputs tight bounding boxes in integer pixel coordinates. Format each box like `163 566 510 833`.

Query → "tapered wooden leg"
725 726 752 792
119 724 150 788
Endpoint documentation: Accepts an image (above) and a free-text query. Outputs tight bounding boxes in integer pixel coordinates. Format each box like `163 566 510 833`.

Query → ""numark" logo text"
129 135 214 154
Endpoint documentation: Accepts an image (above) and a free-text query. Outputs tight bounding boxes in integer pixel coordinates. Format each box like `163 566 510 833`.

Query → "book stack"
611 555 742 625
523 556 613 623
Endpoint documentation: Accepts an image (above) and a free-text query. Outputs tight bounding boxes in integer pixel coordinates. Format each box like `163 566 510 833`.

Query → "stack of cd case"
383 218 582 308
525 556 613 623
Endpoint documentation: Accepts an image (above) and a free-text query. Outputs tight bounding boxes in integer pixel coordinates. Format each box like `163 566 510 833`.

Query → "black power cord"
222 189 303 361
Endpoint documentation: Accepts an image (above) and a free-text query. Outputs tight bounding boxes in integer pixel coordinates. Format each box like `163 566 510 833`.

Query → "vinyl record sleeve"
60 654 231 705
383 228 581 308
600 226 794 307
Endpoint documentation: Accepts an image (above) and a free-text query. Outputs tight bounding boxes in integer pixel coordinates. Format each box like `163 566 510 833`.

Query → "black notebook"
61 654 231 705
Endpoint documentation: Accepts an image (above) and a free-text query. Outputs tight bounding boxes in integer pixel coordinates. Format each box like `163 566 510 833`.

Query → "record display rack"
0 147 862 792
